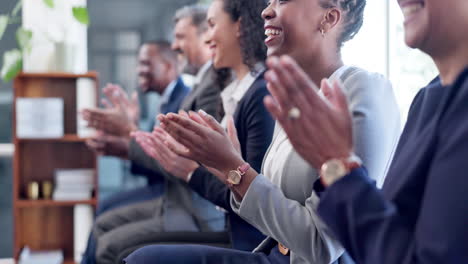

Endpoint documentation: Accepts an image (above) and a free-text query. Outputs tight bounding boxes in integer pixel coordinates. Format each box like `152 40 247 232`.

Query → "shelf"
16 199 97 208
17 72 98 79
13 70 99 263
16 135 91 143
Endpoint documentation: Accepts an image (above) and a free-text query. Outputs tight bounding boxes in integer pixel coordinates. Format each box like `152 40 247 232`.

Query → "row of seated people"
81 0 468 263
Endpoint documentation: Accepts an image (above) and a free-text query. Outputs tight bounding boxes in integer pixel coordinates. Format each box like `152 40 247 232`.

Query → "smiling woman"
263 0 468 262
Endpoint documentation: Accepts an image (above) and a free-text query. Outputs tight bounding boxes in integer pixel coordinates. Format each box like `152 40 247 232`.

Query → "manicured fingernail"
199 109 207 116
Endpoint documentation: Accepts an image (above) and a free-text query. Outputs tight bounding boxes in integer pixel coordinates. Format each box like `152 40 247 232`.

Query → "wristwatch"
320 154 362 186
227 163 250 187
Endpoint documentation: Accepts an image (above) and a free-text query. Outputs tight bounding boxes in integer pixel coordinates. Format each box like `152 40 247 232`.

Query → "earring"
320 28 325 37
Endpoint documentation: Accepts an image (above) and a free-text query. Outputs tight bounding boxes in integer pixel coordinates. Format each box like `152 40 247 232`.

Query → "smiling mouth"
401 2 424 21
265 28 282 37
265 28 283 44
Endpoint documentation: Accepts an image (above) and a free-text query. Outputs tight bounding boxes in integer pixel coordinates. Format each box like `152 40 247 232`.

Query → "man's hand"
102 84 140 125
82 108 137 137
86 132 131 159
81 84 140 137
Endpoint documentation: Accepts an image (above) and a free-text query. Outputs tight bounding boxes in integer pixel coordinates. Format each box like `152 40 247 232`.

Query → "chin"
212 59 226 70
404 26 429 51
267 47 280 57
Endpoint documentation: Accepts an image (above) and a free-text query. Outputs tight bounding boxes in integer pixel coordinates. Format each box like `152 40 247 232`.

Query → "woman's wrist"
230 167 259 201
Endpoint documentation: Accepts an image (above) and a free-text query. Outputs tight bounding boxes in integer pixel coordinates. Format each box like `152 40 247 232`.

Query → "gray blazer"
231 66 402 264
128 62 226 232
179 62 224 121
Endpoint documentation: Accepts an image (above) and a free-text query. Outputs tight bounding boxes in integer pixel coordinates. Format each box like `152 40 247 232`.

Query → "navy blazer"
316 68 468 263
131 77 191 183
188 72 274 251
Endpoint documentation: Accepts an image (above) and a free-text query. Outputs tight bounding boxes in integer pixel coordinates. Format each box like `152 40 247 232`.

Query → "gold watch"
227 163 250 187
320 154 362 186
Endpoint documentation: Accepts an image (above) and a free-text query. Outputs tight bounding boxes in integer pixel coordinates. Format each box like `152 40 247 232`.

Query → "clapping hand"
158 110 244 178
81 84 139 137
263 55 353 169
85 131 130 159
131 127 199 182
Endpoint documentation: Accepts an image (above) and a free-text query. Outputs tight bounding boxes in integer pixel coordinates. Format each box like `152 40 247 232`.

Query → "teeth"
401 3 423 19
265 29 282 37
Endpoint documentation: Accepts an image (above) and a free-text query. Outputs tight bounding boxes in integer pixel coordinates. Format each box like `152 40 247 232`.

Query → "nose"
262 2 276 21
171 41 178 51
204 29 213 46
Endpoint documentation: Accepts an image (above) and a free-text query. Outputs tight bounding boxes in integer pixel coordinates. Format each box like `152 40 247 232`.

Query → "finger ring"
288 107 301 120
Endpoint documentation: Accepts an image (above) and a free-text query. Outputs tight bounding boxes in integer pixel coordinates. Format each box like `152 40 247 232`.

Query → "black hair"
220 0 268 72
320 0 366 47
142 40 178 64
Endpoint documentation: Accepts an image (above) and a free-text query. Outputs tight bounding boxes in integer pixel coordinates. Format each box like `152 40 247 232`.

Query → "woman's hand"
263 55 354 169
131 129 199 182
158 110 245 177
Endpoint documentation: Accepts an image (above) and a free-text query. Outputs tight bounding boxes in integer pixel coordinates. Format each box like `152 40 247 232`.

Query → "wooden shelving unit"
12 72 99 264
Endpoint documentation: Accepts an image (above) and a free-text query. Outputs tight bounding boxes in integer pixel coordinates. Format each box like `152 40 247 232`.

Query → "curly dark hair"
320 0 366 48
220 0 268 72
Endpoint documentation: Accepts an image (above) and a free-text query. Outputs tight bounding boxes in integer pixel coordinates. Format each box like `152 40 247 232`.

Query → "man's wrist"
185 165 199 183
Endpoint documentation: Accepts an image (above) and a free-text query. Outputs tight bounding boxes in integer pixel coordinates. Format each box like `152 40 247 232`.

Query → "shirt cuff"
186 170 195 182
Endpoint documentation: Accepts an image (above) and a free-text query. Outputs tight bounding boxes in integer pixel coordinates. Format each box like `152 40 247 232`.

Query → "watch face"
227 170 241 185
323 159 347 179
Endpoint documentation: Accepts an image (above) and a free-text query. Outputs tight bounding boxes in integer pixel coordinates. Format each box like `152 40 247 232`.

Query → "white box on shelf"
53 169 95 201
16 98 64 139
19 247 63 264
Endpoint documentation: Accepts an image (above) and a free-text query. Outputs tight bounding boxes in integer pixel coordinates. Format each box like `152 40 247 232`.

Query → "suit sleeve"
188 167 233 212
194 81 223 121
243 85 275 172
317 83 468 264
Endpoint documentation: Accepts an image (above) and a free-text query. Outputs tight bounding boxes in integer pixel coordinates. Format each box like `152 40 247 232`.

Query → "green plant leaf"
12 0 22 17
0 15 9 41
72 7 89 25
16 27 33 53
1 49 22 82
43 0 54 8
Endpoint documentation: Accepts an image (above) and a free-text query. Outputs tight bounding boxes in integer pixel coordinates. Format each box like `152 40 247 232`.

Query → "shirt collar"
222 65 265 103
159 78 178 106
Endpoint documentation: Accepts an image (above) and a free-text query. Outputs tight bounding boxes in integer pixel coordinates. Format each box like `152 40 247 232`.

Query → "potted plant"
0 0 89 82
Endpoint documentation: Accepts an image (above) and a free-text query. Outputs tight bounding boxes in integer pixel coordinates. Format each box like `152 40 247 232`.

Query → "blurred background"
0 0 436 258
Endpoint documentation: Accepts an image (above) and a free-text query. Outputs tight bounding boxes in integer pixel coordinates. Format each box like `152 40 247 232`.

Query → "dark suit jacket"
316 68 468 264
130 77 191 184
188 72 274 251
